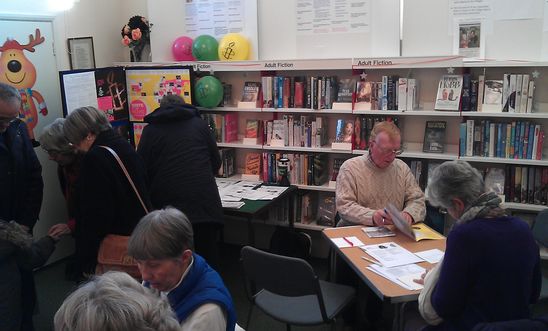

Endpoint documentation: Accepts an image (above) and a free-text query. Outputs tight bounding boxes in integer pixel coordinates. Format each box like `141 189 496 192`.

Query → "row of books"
434 73 535 112
335 116 400 149
217 148 236 178
244 152 329 186
242 75 418 111
459 120 544 160
493 166 548 205
254 116 329 148
260 76 338 110
202 113 238 143
293 191 336 226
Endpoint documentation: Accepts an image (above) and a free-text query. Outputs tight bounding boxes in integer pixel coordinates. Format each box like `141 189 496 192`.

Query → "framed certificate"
67 37 96 70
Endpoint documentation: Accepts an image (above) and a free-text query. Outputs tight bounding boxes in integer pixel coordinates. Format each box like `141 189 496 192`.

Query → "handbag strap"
98 145 149 214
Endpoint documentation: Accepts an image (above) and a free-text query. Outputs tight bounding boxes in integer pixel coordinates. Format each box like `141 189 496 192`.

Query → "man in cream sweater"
335 121 426 329
336 121 425 227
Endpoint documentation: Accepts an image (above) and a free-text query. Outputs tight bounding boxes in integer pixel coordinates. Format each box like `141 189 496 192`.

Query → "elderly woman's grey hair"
128 207 194 260
160 94 186 107
63 106 112 145
53 271 180 331
426 160 485 210
39 118 75 155
0 82 21 103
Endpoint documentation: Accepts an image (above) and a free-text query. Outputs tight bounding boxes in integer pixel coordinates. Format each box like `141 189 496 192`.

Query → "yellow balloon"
218 33 250 61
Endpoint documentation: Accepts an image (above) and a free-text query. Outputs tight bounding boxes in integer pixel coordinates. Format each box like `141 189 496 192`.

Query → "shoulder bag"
94 145 149 279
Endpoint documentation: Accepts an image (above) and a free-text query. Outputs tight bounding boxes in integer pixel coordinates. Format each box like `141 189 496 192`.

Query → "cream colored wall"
52 0 148 70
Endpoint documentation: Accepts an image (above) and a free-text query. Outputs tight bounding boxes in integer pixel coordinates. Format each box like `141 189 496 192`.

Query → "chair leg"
286 324 292 331
245 305 254 330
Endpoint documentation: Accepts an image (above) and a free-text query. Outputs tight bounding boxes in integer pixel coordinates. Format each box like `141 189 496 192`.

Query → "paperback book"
241 81 261 103
423 121 446 153
482 80 503 113
336 78 355 103
434 75 463 111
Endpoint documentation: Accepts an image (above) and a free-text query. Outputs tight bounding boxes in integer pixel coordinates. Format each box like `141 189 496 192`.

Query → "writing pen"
342 237 354 247
361 256 380 265
382 208 388 226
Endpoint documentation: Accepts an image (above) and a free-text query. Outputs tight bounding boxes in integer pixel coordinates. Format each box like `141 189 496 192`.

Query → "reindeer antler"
21 29 45 52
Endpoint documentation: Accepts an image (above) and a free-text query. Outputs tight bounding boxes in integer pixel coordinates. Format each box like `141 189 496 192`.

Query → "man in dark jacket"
137 95 223 268
0 82 44 331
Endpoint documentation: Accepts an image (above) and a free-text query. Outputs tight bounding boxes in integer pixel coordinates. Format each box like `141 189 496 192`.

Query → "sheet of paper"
221 201 245 209
361 242 424 268
331 236 364 248
414 249 444 264
398 273 424 290
367 263 425 291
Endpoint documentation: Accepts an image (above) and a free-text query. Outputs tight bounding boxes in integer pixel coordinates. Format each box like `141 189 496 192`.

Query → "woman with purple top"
408 160 542 331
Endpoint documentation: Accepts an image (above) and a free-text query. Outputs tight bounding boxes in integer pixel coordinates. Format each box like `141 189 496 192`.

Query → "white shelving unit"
201 56 548 226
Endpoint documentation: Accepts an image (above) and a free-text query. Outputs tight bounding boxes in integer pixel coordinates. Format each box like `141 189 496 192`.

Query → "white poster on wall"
185 0 245 38
296 0 370 35
448 0 493 34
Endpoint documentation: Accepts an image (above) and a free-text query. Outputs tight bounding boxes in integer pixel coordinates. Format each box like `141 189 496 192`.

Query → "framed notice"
67 37 96 70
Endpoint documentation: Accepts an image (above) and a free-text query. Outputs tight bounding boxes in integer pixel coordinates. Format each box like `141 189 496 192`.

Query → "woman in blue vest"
128 207 237 331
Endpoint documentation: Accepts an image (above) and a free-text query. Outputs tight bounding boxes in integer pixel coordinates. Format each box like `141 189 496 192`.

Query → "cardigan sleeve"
335 160 375 226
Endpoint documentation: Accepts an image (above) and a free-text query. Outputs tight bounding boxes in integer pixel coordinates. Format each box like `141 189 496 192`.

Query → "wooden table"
322 225 446 330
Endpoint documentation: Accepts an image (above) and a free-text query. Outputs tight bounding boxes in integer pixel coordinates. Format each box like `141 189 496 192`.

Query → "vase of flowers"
121 15 151 62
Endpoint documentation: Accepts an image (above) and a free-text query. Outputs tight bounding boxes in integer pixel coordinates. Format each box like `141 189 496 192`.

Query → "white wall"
402 0 547 60
149 0 400 61
53 0 148 70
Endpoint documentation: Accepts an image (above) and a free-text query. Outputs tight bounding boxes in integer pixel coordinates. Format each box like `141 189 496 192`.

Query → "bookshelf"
190 56 548 228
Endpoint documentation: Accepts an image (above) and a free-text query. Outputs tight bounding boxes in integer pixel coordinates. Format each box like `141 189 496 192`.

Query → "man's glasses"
0 116 18 125
373 142 403 155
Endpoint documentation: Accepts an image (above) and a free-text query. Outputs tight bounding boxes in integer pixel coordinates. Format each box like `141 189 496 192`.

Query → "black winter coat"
0 120 43 229
137 103 223 225
74 129 150 274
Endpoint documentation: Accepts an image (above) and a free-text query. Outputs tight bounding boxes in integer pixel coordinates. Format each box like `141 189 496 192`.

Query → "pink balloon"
172 36 195 61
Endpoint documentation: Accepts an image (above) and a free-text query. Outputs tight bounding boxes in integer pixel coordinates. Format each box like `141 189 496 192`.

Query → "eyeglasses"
0 116 18 125
372 141 403 155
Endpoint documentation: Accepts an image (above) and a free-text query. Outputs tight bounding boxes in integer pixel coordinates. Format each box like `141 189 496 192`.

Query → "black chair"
471 315 548 331
532 210 548 302
240 246 355 331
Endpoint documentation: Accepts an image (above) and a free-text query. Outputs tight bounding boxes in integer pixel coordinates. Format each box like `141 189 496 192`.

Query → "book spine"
398 78 407 111
461 73 471 111
477 75 485 112
520 74 529 113
466 120 474 156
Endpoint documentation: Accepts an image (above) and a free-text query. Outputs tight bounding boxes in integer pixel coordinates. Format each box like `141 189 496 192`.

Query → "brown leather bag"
94 146 148 279
95 234 141 279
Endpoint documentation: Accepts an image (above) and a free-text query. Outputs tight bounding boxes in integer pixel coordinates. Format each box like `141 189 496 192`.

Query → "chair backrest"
471 315 548 331
533 209 548 247
241 245 320 297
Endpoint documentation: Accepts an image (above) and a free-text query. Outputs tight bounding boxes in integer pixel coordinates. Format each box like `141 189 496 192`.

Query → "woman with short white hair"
411 160 542 330
54 271 180 331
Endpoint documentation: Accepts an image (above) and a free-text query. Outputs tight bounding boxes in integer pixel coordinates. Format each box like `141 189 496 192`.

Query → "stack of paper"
360 242 423 268
331 236 364 248
368 263 425 291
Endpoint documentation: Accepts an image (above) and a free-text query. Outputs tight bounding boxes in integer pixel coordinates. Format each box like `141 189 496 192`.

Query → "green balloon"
192 35 219 61
195 76 223 108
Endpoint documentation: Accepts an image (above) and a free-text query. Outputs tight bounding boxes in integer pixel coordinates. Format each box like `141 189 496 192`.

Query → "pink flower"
132 28 142 41
122 35 131 46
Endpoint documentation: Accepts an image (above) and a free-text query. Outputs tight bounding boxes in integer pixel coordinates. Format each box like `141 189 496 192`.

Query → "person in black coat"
64 106 151 276
137 95 223 268
0 82 44 331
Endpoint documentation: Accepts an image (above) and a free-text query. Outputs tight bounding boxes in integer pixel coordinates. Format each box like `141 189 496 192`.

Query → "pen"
361 256 380 265
342 237 354 247
382 208 387 225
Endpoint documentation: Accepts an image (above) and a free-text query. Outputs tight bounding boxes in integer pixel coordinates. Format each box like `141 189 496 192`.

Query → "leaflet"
360 242 423 268
367 263 425 291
